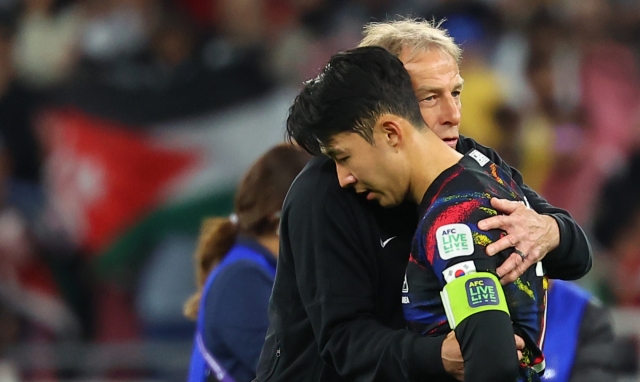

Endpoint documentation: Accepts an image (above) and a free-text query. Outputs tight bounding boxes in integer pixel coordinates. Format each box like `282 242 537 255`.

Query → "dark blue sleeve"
414 204 522 382
203 260 274 377
405 194 506 332
406 197 520 382
405 175 545 381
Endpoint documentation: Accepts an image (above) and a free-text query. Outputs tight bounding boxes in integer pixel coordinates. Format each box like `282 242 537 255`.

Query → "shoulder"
207 245 275 290
432 162 488 197
284 156 417 238
205 256 275 309
419 167 490 230
457 135 489 153
419 160 518 226
290 156 338 190
203 258 274 331
284 156 370 219
288 157 350 203
457 135 503 164
215 257 275 286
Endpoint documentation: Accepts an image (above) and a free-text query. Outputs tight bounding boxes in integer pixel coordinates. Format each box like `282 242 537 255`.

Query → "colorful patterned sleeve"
403 170 547 376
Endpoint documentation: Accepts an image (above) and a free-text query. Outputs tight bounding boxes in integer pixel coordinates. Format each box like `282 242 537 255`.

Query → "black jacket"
255 136 592 381
456 137 592 279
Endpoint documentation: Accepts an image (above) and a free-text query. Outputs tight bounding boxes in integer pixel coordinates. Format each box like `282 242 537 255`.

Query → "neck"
408 131 463 204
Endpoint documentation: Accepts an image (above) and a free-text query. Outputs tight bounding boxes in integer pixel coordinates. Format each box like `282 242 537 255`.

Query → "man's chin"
365 192 399 208
376 198 400 208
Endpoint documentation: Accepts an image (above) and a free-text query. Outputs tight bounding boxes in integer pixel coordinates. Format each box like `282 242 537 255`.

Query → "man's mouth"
443 137 458 148
357 189 376 201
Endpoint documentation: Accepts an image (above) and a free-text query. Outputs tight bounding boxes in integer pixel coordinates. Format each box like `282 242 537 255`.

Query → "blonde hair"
358 18 462 64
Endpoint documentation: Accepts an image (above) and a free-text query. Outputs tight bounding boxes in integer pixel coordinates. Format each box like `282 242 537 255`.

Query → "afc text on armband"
466 278 500 307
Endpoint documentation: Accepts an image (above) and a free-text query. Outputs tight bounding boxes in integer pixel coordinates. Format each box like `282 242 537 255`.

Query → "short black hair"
286 46 425 155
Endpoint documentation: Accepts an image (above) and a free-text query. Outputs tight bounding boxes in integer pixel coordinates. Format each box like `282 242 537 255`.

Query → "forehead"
321 131 372 155
399 48 462 88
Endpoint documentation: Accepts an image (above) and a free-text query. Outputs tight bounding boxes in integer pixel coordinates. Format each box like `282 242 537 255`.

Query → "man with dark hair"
284 46 545 382
256 19 590 382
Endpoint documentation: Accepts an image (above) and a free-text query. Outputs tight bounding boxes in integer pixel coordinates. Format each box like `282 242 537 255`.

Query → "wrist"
542 214 561 253
408 334 447 378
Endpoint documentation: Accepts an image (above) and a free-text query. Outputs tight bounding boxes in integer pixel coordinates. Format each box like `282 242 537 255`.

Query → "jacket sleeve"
458 136 592 280
286 183 448 381
455 310 520 382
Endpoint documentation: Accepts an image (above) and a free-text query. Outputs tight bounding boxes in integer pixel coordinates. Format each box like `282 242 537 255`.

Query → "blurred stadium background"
0 0 639 381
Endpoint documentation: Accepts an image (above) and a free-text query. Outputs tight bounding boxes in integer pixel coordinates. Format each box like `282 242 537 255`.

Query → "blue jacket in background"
189 237 277 382
543 280 618 382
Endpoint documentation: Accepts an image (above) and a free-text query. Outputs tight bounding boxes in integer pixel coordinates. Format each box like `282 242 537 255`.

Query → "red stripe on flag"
41 108 199 255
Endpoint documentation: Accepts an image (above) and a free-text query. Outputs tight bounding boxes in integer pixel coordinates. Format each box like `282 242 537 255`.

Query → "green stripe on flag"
93 188 236 280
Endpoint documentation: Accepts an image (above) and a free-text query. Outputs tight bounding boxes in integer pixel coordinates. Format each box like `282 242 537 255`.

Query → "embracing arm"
459 137 592 281
515 178 592 280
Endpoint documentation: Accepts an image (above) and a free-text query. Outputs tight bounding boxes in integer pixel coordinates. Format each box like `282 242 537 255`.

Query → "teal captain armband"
440 272 509 329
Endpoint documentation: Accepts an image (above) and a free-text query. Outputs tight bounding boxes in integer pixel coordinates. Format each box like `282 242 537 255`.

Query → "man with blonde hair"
359 19 462 64
358 18 590 283
256 18 590 382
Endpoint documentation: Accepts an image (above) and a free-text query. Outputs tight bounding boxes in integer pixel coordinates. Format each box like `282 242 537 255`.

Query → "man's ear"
378 115 403 148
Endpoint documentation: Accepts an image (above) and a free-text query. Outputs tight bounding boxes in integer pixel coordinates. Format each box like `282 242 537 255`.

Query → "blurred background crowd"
0 0 640 380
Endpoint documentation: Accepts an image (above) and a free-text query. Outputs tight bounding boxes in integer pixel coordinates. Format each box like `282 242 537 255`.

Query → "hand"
514 334 525 361
478 198 560 284
442 331 464 381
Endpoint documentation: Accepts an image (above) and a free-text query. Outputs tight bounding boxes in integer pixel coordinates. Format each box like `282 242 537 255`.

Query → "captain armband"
440 272 509 329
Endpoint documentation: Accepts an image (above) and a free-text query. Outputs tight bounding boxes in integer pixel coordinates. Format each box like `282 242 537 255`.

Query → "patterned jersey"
402 150 548 381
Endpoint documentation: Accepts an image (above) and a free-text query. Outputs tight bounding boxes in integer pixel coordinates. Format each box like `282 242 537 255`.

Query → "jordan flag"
42 108 199 254
38 89 292 277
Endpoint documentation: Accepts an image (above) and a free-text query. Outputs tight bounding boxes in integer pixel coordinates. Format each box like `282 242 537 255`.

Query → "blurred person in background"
544 279 624 381
185 143 310 382
0 16 43 188
517 8 598 226
12 0 84 90
492 105 522 170
0 21 92 381
430 2 507 151
57 0 274 126
79 0 157 64
593 149 640 306
0 301 21 382
495 3 640 226
0 20 84 381
0 6 84 345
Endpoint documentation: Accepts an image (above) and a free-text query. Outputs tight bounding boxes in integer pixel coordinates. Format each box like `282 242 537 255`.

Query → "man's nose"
336 163 356 188
440 95 461 126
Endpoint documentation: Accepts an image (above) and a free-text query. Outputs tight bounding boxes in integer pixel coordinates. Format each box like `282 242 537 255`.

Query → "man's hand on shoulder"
478 198 560 284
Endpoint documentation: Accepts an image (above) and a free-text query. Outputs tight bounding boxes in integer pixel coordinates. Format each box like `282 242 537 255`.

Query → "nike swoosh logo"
380 236 397 248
